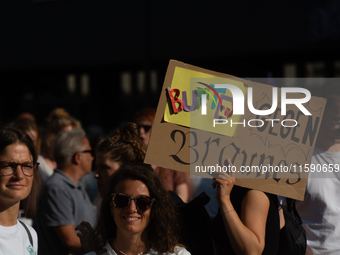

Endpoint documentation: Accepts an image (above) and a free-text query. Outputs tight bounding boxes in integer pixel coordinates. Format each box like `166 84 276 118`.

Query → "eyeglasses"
138 125 152 133
0 161 39 177
111 193 155 212
74 150 93 157
80 150 93 155
327 114 340 129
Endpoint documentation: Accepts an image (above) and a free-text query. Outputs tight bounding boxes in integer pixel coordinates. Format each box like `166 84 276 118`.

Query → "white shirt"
0 220 38 255
37 155 54 183
296 147 340 254
87 242 191 255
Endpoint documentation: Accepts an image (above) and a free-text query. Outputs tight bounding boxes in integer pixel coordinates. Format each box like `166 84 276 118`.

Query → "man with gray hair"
35 128 96 255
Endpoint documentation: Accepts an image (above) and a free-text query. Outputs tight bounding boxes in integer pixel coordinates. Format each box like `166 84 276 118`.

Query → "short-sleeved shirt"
34 169 96 255
0 220 38 255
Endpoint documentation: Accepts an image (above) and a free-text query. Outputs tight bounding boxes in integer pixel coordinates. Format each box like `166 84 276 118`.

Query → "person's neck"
112 232 147 255
315 138 340 153
0 201 20 226
60 165 82 185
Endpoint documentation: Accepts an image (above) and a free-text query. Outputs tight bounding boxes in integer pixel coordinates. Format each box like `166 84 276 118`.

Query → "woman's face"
134 116 152 149
111 179 152 237
94 152 120 198
0 143 34 205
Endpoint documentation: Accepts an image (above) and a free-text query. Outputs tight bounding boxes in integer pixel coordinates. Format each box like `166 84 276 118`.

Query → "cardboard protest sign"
145 60 326 200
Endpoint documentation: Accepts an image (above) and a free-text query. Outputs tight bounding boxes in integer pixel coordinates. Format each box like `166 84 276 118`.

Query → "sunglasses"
111 193 155 212
138 125 152 133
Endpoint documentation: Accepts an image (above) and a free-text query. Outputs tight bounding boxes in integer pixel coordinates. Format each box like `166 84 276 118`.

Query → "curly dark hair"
0 125 41 217
94 163 182 253
97 122 145 164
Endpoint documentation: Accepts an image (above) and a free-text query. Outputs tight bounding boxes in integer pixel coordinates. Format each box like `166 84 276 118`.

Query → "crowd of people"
0 79 339 255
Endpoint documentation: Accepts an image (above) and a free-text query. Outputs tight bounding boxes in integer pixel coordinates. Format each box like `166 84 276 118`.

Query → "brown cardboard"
145 60 326 200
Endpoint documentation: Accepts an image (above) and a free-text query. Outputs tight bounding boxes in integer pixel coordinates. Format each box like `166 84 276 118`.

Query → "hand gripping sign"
145 60 326 200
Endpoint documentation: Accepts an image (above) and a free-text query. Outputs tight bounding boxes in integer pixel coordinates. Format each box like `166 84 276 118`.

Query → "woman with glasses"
0 126 40 254
82 163 190 255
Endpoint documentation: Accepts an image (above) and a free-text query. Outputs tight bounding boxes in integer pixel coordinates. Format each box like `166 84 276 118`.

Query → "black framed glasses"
73 150 93 157
138 125 152 133
0 161 39 177
80 150 93 155
111 193 155 212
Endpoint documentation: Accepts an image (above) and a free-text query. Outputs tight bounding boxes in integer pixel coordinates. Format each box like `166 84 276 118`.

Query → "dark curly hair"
94 163 182 253
97 122 145 164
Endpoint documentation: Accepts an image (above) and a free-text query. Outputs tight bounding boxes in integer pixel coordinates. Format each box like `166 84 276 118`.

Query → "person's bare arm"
213 159 270 255
175 183 189 203
54 225 86 254
214 178 269 255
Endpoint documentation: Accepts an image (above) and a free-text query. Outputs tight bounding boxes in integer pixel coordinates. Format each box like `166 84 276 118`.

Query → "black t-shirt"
212 186 280 255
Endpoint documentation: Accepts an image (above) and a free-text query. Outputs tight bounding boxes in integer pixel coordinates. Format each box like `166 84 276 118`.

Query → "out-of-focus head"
13 118 41 154
95 163 181 253
94 122 145 198
0 126 40 216
133 107 156 149
16 112 36 122
318 79 340 144
53 128 93 174
43 108 81 160
46 108 81 133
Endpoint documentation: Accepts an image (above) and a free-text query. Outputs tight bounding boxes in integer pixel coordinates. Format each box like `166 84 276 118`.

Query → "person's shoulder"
42 177 72 201
173 246 191 255
44 171 61 184
149 246 191 255
25 223 37 235
18 220 38 249
45 171 69 188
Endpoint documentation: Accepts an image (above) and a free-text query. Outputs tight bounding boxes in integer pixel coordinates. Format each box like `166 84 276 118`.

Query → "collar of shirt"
54 169 82 189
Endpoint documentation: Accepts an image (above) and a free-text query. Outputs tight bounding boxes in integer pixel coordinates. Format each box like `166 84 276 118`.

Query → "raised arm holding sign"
145 60 326 201
144 60 329 254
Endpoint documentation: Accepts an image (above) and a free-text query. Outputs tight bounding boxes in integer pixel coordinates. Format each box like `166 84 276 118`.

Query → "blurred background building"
1 0 340 132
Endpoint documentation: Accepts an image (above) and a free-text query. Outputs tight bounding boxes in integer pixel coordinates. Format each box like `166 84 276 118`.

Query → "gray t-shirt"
34 169 96 255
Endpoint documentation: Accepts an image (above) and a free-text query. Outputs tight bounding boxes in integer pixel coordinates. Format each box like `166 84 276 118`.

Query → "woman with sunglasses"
76 122 147 251
83 163 190 255
0 126 40 254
